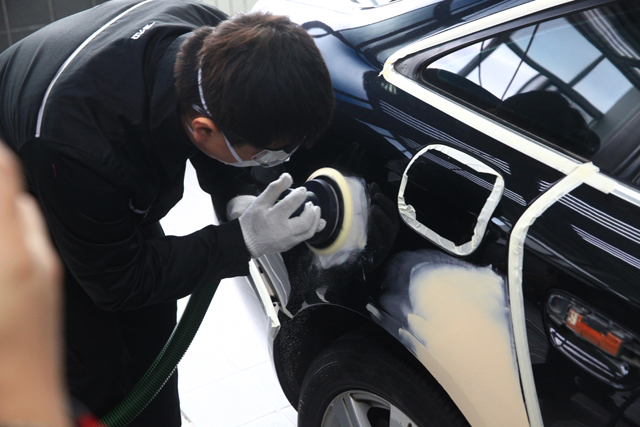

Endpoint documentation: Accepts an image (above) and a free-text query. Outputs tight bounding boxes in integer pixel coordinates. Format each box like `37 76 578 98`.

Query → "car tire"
297 325 470 427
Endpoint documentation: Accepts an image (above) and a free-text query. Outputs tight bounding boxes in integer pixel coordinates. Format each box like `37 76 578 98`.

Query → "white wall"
201 0 259 15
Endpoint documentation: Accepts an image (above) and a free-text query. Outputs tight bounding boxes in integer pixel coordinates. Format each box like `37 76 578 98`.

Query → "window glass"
420 1 640 189
573 59 633 113
517 18 602 84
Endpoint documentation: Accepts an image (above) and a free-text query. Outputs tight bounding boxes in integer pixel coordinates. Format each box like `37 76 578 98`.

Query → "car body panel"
246 0 640 425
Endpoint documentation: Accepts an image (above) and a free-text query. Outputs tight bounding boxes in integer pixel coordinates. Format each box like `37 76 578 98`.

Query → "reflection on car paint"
546 292 640 389
379 249 528 427
564 195 640 246
379 99 513 174
572 226 640 270
354 118 413 158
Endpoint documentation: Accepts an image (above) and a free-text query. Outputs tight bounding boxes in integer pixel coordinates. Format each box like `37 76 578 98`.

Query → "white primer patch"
399 262 529 427
312 175 369 269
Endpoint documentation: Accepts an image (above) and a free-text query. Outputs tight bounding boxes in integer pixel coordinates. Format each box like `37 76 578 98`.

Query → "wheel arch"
273 303 413 408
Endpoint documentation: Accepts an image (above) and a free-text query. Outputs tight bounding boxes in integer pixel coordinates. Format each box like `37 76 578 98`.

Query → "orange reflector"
566 309 622 357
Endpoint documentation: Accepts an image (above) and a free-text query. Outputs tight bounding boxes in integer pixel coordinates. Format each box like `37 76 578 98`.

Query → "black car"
235 0 640 425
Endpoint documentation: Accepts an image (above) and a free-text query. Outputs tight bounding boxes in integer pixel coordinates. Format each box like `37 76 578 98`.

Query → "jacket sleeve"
189 152 259 222
21 140 250 311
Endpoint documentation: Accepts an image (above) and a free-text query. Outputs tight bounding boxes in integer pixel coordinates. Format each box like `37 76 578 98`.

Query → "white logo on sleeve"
131 22 156 40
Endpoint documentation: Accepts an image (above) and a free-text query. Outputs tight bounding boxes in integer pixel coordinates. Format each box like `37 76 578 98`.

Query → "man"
0 1 334 425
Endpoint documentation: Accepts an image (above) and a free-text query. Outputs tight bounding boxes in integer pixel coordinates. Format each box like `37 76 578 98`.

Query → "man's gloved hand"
226 195 257 221
239 173 326 259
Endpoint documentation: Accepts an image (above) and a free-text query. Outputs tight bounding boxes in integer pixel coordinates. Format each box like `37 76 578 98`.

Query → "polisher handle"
278 189 320 218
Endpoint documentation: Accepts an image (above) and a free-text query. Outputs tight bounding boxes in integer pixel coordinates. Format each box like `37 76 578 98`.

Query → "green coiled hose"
100 278 220 427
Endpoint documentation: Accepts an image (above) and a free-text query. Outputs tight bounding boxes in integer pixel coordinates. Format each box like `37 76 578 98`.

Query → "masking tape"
398 144 504 256
384 68 581 175
508 162 600 427
248 260 281 340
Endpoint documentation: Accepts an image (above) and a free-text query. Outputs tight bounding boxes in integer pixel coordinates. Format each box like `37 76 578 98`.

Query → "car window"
419 1 640 189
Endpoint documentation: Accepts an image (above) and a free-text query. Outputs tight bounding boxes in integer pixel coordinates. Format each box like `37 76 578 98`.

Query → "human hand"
0 143 69 427
239 173 325 258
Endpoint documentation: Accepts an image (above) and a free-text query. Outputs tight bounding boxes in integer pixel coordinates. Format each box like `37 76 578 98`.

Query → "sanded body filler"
384 252 529 427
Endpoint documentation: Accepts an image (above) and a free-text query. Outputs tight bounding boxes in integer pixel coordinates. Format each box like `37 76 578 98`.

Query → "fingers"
273 187 307 216
256 173 293 207
288 202 322 240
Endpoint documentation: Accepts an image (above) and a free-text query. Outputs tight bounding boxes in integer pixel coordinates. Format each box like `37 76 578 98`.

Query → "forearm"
73 220 251 311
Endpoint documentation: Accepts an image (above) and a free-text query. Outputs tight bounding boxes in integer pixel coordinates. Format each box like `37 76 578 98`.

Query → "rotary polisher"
280 167 359 256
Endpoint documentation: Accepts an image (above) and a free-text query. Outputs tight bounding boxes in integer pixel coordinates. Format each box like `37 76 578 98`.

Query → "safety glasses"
225 136 300 168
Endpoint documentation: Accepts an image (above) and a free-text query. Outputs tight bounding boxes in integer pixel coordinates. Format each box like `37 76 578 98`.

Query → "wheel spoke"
329 392 373 427
390 404 417 427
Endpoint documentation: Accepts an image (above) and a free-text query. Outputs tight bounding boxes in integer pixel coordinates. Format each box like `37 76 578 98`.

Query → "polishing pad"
305 168 356 256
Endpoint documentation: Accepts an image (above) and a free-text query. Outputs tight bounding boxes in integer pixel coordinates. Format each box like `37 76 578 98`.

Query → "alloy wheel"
321 390 417 427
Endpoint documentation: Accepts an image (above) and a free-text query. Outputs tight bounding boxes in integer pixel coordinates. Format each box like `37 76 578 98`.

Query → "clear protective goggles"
221 130 299 168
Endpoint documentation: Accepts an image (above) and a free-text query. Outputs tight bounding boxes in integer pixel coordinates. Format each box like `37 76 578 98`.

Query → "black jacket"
0 0 251 310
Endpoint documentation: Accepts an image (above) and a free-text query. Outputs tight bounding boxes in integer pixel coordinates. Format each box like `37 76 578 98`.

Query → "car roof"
322 0 541 68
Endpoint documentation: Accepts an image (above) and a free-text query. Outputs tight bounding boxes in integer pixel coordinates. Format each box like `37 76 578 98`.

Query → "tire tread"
297 324 471 427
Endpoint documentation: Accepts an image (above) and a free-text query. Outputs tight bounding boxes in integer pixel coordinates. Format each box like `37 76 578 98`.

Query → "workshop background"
0 1 297 427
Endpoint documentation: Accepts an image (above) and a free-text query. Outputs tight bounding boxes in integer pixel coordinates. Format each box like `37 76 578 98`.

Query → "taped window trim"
398 144 504 256
385 66 580 174
382 66 619 196
507 162 600 427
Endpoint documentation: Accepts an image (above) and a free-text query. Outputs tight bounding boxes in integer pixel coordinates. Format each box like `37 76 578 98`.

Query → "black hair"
175 12 335 149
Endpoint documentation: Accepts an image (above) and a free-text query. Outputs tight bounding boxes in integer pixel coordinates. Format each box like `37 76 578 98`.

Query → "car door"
381 0 640 425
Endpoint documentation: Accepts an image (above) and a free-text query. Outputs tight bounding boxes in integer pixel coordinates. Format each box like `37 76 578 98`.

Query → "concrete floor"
161 162 296 427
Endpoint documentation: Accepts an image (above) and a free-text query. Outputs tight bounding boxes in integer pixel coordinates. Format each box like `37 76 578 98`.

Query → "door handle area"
546 293 640 388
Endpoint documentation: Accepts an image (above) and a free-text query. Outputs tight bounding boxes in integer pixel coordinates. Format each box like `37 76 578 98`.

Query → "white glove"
238 173 326 258
226 195 257 221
